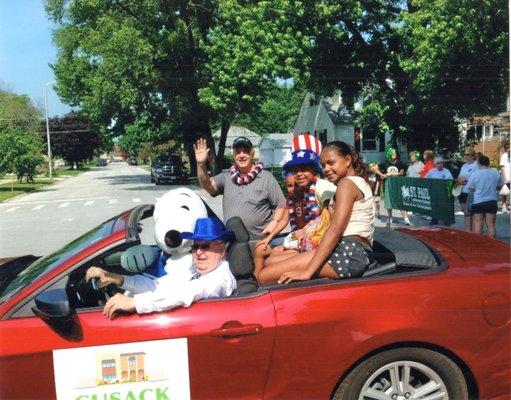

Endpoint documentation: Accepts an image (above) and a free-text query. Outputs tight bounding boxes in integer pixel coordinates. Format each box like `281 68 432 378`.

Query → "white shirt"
342 176 375 244
122 253 195 295
406 161 424 178
467 167 503 205
500 152 510 183
129 260 236 314
425 167 453 180
458 161 477 193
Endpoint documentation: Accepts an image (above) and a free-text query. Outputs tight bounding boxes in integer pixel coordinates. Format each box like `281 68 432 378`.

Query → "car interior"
60 202 444 312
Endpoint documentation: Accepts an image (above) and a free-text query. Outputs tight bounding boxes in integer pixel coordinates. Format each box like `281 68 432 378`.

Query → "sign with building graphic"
53 339 190 400
384 176 455 224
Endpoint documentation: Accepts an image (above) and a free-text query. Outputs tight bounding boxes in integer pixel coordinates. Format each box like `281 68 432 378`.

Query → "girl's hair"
323 141 370 181
465 147 476 157
423 149 435 161
282 170 293 179
478 155 490 167
385 147 397 162
410 150 420 161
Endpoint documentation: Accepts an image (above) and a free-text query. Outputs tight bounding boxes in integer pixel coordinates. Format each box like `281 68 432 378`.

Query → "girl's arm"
278 179 361 283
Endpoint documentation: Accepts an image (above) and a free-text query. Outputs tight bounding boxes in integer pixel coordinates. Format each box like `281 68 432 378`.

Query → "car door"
0 288 276 400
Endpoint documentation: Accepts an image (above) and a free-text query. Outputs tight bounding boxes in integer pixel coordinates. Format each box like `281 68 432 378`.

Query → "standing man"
194 136 286 240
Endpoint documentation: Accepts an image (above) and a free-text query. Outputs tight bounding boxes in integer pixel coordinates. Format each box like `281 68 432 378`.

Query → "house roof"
259 133 294 149
321 96 356 125
212 126 260 141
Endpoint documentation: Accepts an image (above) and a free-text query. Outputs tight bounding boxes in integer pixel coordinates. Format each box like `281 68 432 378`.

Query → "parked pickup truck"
150 154 188 185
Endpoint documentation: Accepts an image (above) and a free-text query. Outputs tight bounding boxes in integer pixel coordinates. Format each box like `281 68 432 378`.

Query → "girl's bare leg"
484 212 496 238
460 202 472 232
473 213 484 235
258 250 338 284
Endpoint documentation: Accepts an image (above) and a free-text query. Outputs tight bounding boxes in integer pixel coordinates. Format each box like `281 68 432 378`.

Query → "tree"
45 0 309 172
0 91 45 182
44 112 102 165
233 83 306 134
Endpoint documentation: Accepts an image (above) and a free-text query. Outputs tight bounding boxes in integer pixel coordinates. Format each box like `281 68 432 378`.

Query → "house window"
129 356 136 366
362 130 377 151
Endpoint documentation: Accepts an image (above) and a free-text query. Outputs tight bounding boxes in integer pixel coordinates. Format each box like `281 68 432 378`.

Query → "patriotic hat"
283 149 322 173
292 133 323 155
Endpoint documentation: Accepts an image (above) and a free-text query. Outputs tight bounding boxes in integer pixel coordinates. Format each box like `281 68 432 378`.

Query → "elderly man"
194 136 286 240
86 217 237 319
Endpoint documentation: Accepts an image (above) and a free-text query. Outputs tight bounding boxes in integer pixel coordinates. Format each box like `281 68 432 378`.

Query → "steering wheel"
75 276 113 308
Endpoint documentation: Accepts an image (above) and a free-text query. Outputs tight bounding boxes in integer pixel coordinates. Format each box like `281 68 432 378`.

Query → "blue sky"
0 0 72 116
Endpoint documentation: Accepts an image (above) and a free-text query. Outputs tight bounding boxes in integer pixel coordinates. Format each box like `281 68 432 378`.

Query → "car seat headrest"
225 217 250 243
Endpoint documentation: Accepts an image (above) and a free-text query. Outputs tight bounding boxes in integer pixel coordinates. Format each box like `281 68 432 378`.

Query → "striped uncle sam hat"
292 133 323 156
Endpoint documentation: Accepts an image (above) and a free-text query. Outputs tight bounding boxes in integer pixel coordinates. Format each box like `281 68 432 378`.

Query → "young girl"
258 141 375 284
255 180 336 280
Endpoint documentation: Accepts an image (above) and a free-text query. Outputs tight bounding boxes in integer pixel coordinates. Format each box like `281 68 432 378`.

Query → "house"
212 125 261 158
258 133 294 166
459 110 510 163
293 92 407 163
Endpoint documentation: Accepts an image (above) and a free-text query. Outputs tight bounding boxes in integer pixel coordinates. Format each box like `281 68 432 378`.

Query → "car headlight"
155 168 163 173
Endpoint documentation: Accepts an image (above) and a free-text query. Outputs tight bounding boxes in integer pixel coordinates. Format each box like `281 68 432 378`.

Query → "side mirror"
32 289 79 337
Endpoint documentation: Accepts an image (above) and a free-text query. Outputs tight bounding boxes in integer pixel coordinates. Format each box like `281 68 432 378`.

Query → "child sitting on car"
254 179 337 282
85 217 237 318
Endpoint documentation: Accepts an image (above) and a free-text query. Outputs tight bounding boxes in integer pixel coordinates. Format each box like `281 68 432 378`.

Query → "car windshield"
157 155 181 164
0 218 118 304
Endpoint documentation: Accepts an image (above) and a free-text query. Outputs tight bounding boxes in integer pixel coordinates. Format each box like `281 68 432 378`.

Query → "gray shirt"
212 170 286 239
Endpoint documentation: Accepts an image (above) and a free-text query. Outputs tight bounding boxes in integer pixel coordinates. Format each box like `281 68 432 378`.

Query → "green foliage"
138 141 184 165
0 126 45 182
199 0 310 118
354 100 390 139
233 84 306 134
0 91 45 182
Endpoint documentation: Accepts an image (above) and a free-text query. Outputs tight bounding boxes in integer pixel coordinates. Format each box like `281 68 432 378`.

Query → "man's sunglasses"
191 242 223 252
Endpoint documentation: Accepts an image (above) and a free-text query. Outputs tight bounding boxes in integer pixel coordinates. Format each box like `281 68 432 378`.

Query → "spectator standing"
467 155 503 238
194 137 286 240
374 147 407 227
406 150 424 178
425 156 453 225
499 142 510 213
456 147 478 231
419 149 435 177
404 150 424 224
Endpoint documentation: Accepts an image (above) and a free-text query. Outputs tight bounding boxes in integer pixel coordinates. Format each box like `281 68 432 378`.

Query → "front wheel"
333 348 468 400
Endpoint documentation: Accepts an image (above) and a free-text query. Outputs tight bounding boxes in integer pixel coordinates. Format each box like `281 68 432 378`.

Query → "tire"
332 347 468 400
150 174 155 183
154 177 160 185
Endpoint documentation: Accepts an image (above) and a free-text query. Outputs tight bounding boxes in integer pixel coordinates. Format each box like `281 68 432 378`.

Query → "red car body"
0 206 509 399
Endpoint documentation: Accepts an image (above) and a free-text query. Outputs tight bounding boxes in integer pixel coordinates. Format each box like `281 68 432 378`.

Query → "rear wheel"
150 174 155 183
333 348 468 400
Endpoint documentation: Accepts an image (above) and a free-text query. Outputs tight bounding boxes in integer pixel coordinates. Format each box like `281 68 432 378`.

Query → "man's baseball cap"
232 136 253 149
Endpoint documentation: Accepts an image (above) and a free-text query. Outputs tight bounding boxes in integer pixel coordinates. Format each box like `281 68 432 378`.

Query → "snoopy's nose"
165 230 183 248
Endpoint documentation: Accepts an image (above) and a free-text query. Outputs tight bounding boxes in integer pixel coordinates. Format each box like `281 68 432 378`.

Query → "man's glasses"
191 241 223 252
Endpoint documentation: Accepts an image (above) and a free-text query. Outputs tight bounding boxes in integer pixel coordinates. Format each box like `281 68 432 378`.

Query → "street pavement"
0 164 508 257
0 163 222 257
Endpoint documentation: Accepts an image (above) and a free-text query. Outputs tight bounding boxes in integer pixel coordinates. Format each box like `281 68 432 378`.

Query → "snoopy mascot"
119 187 208 294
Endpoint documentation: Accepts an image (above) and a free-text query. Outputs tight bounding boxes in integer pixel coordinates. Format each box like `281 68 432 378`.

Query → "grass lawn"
53 165 91 176
0 180 53 202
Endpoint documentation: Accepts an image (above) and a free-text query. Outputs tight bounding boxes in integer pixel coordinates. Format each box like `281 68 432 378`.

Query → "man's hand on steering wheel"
86 266 124 288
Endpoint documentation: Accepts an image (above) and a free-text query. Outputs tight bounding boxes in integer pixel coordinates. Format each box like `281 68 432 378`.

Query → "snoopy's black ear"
201 199 218 218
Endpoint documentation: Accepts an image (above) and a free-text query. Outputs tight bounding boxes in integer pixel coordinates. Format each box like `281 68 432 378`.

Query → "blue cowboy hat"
181 217 236 243
283 149 322 174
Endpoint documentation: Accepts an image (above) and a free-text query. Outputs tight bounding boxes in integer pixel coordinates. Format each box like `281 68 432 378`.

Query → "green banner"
383 176 455 224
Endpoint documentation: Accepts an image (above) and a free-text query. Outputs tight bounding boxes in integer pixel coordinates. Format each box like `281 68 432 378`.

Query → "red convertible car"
0 205 509 399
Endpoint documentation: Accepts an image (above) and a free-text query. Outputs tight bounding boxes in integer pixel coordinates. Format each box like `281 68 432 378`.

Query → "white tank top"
342 176 375 244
